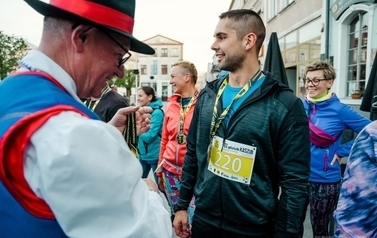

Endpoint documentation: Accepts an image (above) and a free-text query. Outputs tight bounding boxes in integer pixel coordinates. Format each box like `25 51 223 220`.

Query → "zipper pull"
288 122 296 131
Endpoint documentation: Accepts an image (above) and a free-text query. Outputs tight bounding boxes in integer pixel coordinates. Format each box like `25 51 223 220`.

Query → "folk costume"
0 0 171 237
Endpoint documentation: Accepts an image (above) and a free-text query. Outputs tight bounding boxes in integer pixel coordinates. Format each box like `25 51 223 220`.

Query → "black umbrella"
360 51 377 120
263 32 289 87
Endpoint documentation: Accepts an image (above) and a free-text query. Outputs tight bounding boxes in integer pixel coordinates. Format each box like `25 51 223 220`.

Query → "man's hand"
109 106 152 134
143 178 159 193
135 106 152 135
173 210 189 238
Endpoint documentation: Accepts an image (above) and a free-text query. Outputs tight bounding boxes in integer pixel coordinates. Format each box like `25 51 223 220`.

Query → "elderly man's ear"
71 25 93 53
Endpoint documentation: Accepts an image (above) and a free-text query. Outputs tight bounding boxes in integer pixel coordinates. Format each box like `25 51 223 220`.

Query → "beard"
219 53 245 72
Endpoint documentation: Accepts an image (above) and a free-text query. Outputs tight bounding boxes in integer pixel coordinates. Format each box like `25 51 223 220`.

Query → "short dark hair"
139 86 157 101
219 9 265 55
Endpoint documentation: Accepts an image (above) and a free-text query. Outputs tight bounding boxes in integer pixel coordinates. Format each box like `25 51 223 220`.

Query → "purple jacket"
301 94 370 183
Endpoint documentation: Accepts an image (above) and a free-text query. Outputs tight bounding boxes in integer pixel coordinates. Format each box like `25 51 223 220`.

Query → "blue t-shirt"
222 76 265 127
181 97 192 109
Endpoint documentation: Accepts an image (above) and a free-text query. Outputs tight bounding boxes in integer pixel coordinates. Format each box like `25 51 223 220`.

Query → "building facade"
326 0 377 106
133 35 183 101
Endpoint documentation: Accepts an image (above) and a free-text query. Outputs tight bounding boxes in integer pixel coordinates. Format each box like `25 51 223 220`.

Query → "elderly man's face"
77 28 131 99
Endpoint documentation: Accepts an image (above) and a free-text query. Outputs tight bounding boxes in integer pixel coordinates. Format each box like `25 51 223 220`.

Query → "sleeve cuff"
173 200 189 213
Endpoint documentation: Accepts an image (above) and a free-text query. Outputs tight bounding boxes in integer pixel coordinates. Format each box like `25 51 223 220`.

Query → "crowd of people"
0 0 375 237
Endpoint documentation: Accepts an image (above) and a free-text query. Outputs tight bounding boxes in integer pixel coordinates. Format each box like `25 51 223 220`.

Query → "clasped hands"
109 106 152 135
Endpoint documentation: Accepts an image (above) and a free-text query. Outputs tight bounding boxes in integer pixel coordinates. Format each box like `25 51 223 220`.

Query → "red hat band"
50 0 134 34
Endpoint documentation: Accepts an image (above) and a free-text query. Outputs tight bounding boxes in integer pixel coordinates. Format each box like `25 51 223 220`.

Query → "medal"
177 133 186 144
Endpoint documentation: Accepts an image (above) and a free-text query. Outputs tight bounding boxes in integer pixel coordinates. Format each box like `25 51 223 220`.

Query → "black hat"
24 0 154 55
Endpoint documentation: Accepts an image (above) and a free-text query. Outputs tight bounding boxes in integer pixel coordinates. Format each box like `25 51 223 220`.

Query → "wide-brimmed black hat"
24 0 154 55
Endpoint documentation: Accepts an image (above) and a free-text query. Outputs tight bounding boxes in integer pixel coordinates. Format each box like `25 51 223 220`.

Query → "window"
140 65 147 75
268 0 277 19
171 48 179 57
299 19 321 43
285 31 297 49
280 0 294 11
161 48 168 57
151 60 158 75
346 11 368 97
152 48 157 57
162 82 168 101
161 65 168 75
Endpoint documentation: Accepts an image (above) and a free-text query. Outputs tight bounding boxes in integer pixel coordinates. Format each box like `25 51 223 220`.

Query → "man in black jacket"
173 9 310 238
85 83 129 123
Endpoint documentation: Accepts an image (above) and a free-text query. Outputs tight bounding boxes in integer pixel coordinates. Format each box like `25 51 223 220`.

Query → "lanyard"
178 91 198 135
210 69 262 138
86 86 112 111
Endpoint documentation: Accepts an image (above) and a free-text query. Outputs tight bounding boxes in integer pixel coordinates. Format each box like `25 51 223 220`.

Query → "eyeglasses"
100 30 132 68
304 78 329 86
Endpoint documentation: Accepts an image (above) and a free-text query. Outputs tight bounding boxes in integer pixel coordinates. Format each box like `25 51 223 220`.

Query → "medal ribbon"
123 112 138 157
210 69 262 138
178 91 198 141
85 86 112 111
85 86 138 156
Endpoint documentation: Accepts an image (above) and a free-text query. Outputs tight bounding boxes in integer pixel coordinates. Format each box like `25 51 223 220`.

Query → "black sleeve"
274 96 310 237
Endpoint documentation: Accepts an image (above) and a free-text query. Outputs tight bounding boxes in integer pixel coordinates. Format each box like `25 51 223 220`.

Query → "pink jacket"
156 92 199 177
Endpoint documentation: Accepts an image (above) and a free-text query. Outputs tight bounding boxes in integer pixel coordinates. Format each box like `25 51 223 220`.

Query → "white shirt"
21 50 172 238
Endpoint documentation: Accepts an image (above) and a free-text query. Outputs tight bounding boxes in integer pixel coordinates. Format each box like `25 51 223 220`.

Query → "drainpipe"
325 0 330 60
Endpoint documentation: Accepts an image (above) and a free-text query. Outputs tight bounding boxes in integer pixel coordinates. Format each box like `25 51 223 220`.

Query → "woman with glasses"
301 61 370 237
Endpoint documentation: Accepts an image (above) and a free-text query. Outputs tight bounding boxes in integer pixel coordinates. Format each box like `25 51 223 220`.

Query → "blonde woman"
156 61 198 234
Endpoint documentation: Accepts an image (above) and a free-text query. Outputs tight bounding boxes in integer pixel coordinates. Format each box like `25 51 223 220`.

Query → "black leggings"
309 182 341 237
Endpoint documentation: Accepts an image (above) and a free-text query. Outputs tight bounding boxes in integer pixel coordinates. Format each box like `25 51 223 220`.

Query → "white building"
133 35 183 101
326 0 377 105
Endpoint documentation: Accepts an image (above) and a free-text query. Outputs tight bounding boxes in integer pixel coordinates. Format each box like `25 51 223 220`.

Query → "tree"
112 69 136 96
0 31 29 80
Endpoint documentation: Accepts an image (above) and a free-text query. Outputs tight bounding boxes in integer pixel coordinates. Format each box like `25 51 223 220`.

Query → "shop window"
346 11 368 97
285 31 297 49
309 38 321 60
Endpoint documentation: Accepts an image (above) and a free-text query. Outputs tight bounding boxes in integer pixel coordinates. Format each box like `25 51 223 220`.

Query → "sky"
0 0 230 73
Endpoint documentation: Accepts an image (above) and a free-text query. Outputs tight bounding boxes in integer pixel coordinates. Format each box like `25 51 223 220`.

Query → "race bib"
208 136 256 185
